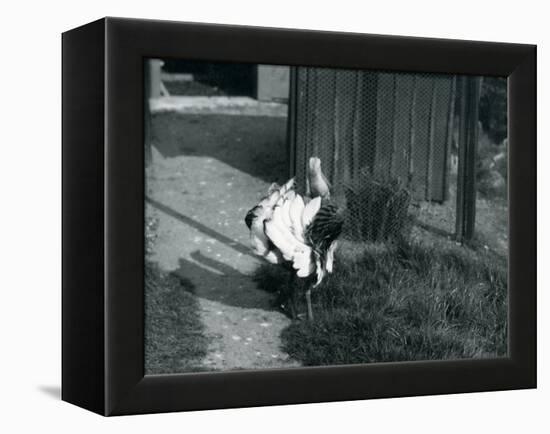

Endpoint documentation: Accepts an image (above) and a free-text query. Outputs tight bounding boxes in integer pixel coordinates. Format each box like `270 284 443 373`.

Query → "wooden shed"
288 67 456 203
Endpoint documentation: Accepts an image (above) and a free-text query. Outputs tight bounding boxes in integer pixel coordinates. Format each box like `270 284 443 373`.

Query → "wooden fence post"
455 76 482 242
144 59 163 168
287 66 298 179
144 60 152 168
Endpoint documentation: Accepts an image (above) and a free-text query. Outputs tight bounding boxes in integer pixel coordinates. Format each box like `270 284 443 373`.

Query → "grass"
145 261 210 374
254 240 507 366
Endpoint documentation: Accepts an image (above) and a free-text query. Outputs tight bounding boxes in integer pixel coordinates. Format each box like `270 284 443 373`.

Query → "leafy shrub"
479 77 507 144
476 131 507 199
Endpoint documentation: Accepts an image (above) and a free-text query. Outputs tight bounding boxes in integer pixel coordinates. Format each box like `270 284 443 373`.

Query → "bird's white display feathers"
264 188 315 277
247 178 295 264
245 158 342 320
325 240 338 273
301 196 321 229
247 178 324 278
288 194 305 242
310 240 338 287
246 160 340 286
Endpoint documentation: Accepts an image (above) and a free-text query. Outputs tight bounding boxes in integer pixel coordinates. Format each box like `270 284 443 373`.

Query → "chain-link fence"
145 59 506 249
289 67 487 244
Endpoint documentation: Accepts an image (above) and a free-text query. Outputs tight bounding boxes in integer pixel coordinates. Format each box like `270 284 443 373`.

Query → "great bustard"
244 157 343 320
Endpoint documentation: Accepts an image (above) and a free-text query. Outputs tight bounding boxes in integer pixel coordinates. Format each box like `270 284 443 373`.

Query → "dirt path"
146 115 299 371
413 184 508 257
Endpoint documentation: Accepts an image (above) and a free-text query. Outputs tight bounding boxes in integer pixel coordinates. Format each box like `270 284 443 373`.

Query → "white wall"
0 0 547 432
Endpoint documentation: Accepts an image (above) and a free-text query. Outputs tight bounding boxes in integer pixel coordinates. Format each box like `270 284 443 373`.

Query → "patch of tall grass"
344 175 412 242
254 240 507 366
145 261 210 374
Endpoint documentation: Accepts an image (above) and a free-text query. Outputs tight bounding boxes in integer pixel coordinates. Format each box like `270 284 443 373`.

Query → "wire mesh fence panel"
291 67 456 243
471 77 508 255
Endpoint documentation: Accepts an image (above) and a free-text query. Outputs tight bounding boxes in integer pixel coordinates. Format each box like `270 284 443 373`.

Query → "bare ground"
412 179 508 257
146 113 299 371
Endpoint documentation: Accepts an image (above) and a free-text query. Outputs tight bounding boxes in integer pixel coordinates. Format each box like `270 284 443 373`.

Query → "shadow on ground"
174 250 277 311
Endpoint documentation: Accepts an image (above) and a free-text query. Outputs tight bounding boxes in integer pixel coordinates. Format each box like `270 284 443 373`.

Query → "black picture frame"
62 17 536 416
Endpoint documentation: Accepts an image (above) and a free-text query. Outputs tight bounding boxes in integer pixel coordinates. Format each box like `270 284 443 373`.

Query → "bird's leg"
305 285 314 321
287 269 297 320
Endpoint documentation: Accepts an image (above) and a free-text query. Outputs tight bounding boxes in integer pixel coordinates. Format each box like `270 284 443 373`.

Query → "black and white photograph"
144 59 508 374
3 0 544 429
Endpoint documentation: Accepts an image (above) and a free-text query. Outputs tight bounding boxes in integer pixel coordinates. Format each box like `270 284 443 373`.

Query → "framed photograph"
62 17 536 416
